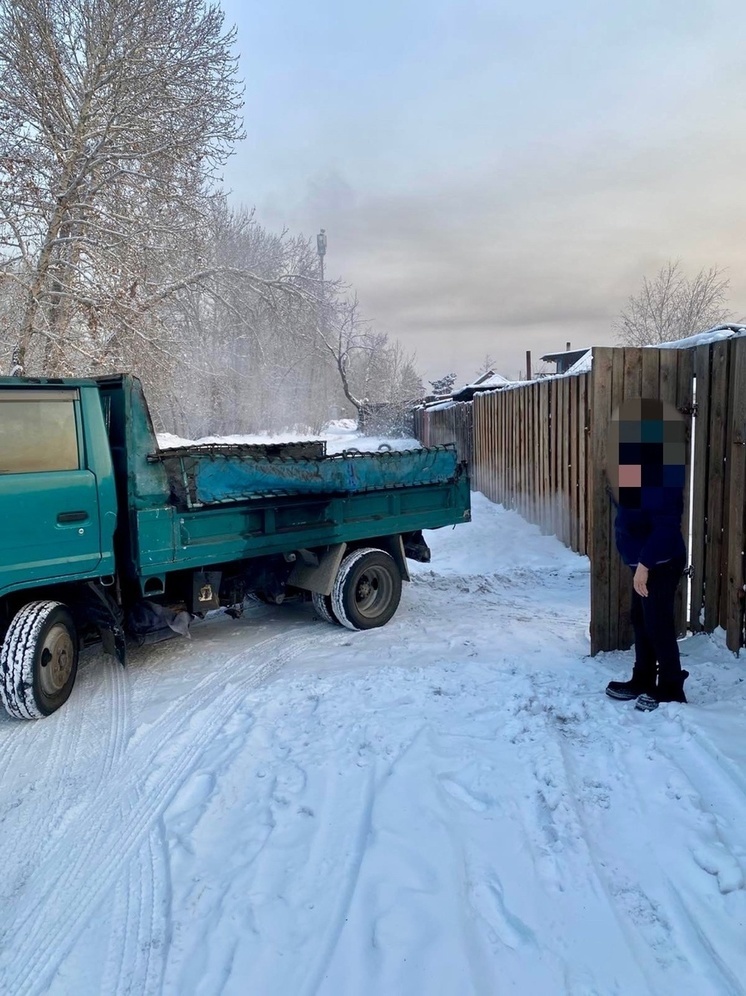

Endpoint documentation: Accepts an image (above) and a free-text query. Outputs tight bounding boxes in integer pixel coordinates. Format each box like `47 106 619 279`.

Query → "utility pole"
316 228 327 295
315 229 328 423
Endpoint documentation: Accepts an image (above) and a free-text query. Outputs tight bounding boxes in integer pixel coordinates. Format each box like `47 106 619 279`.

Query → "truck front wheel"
331 548 402 631
0 601 79 720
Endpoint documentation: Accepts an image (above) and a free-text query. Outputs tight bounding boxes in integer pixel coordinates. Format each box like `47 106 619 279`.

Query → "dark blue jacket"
609 486 686 568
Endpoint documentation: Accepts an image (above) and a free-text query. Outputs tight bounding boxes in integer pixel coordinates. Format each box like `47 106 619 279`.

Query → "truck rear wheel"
311 591 341 625
0 601 79 720
331 548 402 631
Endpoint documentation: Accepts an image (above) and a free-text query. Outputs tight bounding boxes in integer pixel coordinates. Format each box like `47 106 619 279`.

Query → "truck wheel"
246 592 272 604
0 601 79 720
332 548 402 631
311 591 341 625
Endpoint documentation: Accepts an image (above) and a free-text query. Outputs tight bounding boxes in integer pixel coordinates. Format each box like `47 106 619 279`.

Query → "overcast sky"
218 0 746 384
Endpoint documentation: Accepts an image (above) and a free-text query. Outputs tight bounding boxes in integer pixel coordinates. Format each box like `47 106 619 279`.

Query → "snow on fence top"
652 324 746 350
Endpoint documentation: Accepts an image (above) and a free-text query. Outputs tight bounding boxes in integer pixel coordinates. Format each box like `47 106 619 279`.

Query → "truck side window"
0 390 79 474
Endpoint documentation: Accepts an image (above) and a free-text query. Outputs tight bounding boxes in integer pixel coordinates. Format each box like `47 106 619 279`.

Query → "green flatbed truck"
0 374 470 719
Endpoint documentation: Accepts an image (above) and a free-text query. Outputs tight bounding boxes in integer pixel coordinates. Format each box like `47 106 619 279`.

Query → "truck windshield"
0 390 79 474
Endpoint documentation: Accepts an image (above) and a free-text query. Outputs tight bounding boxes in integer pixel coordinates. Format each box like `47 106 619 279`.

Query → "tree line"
0 0 423 436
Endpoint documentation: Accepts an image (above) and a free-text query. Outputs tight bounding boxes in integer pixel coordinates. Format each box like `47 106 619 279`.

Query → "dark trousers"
630 558 685 688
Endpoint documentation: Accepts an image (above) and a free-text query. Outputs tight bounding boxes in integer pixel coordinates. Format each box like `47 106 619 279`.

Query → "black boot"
606 665 656 701
635 671 689 712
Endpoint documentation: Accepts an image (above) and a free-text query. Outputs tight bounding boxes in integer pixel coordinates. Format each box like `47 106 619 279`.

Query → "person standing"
604 399 689 711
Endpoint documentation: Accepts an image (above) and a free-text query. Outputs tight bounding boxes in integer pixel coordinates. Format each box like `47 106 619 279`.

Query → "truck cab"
0 380 117 599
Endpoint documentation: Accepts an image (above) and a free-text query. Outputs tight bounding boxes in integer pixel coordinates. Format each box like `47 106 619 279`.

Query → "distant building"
450 371 511 403
540 349 590 374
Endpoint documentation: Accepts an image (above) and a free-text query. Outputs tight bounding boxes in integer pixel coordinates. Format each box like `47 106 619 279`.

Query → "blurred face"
607 398 686 509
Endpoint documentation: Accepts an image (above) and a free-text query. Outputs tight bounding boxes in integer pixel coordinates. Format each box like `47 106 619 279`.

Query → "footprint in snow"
439 775 491 813
468 874 535 950
167 770 217 822
612 883 680 966
272 759 307 797
691 840 745 894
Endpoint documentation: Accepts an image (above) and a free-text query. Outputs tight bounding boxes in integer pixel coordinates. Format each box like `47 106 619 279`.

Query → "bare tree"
0 0 424 434
477 353 497 376
0 0 244 374
613 261 734 346
312 295 371 416
381 341 424 402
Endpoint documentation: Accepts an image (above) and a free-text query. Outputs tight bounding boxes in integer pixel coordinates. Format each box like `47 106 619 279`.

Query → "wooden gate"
588 347 694 654
589 340 746 655
688 337 746 652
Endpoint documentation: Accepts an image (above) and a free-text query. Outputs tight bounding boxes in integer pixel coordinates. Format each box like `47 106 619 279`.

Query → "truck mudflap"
403 530 431 563
84 583 127 666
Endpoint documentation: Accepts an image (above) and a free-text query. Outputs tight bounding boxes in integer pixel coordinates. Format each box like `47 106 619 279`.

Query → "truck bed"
98 375 471 579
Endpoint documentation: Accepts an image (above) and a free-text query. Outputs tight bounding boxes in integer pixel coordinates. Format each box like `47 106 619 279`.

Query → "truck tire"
0 601 79 720
331 548 402 631
246 591 272 604
311 591 341 625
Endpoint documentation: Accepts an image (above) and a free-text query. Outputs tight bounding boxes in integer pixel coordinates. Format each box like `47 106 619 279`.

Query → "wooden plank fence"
413 402 472 465
471 374 591 556
414 340 746 656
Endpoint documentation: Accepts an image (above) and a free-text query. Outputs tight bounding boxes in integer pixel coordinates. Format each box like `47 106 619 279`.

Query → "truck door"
0 388 103 594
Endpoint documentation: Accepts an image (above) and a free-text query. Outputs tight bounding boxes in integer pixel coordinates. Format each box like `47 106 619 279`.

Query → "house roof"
540 348 591 365
451 370 511 402
563 349 592 375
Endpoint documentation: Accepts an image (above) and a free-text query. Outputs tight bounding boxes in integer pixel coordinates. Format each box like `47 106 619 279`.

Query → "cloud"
222 0 746 382
256 123 746 381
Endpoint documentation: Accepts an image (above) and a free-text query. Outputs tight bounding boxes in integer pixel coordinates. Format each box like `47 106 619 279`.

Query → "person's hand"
634 563 649 597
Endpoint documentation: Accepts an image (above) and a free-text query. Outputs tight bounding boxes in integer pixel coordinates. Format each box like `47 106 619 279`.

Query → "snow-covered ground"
1 497 745 995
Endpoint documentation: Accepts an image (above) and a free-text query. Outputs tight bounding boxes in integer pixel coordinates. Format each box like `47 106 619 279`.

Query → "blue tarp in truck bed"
154 446 462 508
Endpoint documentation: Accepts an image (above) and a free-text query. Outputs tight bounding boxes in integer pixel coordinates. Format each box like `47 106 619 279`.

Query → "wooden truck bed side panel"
134 476 471 576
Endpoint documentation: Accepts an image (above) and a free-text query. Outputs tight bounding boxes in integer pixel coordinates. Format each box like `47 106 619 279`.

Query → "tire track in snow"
550 726 677 993
622 751 746 994
298 765 377 996
501 680 665 993
664 737 746 893
544 699 745 996
0 671 88 903
126 625 292 754
635 719 746 992
661 883 745 996
675 718 746 815
3 641 285 994
295 728 442 996
2 627 286 957
98 823 170 996
1 630 339 996
2 651 132 897
98 653 132 781
105 713 250 996
137 825 170 996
